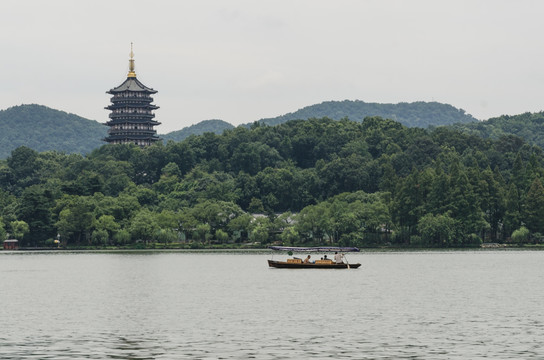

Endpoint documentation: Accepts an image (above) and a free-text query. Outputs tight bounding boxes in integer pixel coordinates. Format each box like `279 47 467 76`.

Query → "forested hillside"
451 112 544 149
0 101 479 158
1 116 542 249
161 119 234 142
0 105 106 158
258 100 478 128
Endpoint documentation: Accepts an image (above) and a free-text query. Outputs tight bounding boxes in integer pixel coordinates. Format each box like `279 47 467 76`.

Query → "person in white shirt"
334 252 343 264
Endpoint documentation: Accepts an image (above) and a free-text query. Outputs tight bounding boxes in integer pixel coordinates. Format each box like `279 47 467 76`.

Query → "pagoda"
104 45 160 146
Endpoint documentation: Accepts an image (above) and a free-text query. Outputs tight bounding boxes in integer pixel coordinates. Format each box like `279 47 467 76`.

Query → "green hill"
0 105 235 158
257 100 478 128
161 119 234 142
450 112 544 149
0 104 106 158
0 101 479 159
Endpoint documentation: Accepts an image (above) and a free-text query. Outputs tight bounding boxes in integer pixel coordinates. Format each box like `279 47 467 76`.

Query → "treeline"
451 111 544 149
161 119 234 143
0 116 543 248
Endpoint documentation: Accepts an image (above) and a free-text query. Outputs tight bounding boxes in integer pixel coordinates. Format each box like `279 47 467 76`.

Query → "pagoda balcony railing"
110 96 154 103
106 104 159 111
107 129 158 136
108 113 156 120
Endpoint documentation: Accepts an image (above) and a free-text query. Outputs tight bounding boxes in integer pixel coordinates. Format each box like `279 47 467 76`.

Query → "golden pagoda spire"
127 42 136 78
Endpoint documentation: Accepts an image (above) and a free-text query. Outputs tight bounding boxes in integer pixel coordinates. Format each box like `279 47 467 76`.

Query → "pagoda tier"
104 46 160 147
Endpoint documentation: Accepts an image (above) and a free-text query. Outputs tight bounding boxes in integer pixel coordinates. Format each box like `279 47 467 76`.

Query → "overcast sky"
1 0 543 134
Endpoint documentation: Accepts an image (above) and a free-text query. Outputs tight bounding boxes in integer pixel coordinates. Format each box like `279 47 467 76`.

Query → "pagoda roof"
107 77 157 94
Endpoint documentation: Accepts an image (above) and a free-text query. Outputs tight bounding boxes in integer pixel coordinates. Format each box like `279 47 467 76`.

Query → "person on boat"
304 255 312 264
323 255 328 260
334 252 343 264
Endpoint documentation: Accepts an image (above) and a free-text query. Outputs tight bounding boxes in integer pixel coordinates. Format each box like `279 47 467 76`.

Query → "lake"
1 250 543 359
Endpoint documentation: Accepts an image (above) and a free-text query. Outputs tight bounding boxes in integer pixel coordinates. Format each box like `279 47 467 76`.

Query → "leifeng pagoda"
104 45 160 146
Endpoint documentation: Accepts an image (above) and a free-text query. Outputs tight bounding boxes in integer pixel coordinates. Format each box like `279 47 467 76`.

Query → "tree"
91 229 109 246
226 213 252 242
503 183 521 241
94 215 120 241
478 167 505 241
190 200 244 234
280 226 298 246
113 229 131 245
0 217 6 241
511 226 530 245
155 228 178 245
417 213 457 247
214 229 229 244
17 185 55 246
248 198 264 213
7 146 39 188
54 196 96 245
523 178 544 233
10 220 29 241
129 209 159 244
156 210 178 231
193 223 211 243
249 217 272 244
295 204 330 244
56 209 76 245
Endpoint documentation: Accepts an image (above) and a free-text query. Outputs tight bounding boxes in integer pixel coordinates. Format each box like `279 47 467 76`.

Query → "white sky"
1 0 543 134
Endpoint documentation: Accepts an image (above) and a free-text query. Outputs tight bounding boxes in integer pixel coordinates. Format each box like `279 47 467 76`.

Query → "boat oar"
343 254 350 269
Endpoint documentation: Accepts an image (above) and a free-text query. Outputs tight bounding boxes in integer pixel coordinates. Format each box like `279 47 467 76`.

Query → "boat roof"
269 246 359 252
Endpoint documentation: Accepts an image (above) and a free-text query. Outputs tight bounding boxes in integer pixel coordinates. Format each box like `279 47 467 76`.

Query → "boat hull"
268 260 361 269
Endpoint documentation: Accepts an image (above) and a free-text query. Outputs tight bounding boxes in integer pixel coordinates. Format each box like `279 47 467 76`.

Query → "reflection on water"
1 250 544 359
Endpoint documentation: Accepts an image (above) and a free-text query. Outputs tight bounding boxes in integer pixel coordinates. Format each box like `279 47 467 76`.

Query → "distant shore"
4 243 544 252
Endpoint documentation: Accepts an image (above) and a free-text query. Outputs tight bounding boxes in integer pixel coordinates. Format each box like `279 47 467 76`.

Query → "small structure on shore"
3 239 19 250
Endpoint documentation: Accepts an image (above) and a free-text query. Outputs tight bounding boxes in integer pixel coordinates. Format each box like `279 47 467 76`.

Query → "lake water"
1 250 543 359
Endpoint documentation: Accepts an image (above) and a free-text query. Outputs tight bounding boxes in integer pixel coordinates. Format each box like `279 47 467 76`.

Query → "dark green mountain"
257 100 478 128
161 119 234 142
0 101 478 159
450 112 544 149
0 104 106 159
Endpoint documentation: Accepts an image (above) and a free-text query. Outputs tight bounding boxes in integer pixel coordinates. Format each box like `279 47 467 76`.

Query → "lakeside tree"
0 217 6 241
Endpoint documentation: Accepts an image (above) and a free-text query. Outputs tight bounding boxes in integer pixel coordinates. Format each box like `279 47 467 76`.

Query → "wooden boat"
268 259 361 269
268 246 361 269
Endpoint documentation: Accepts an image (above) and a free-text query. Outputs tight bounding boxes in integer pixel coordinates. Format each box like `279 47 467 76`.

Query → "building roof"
107 77 157 94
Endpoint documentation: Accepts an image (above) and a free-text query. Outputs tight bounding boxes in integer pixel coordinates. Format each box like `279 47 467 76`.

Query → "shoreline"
3 244 544 253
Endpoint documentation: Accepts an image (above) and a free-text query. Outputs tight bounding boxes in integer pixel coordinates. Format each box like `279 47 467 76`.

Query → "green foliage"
95 215 120 237
523 178 544 233
214 229 229 243
0 217 6 240
9 220 29 240
3 113 544 248
452 112 544 149
129 209 159 243
417 213 457 247
249 217 271 244
161 120 234 142
113 229 131 245
91 229 109 246
512 226 530 245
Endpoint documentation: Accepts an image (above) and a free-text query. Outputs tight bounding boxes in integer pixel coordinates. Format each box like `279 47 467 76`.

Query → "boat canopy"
269 246 360 252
